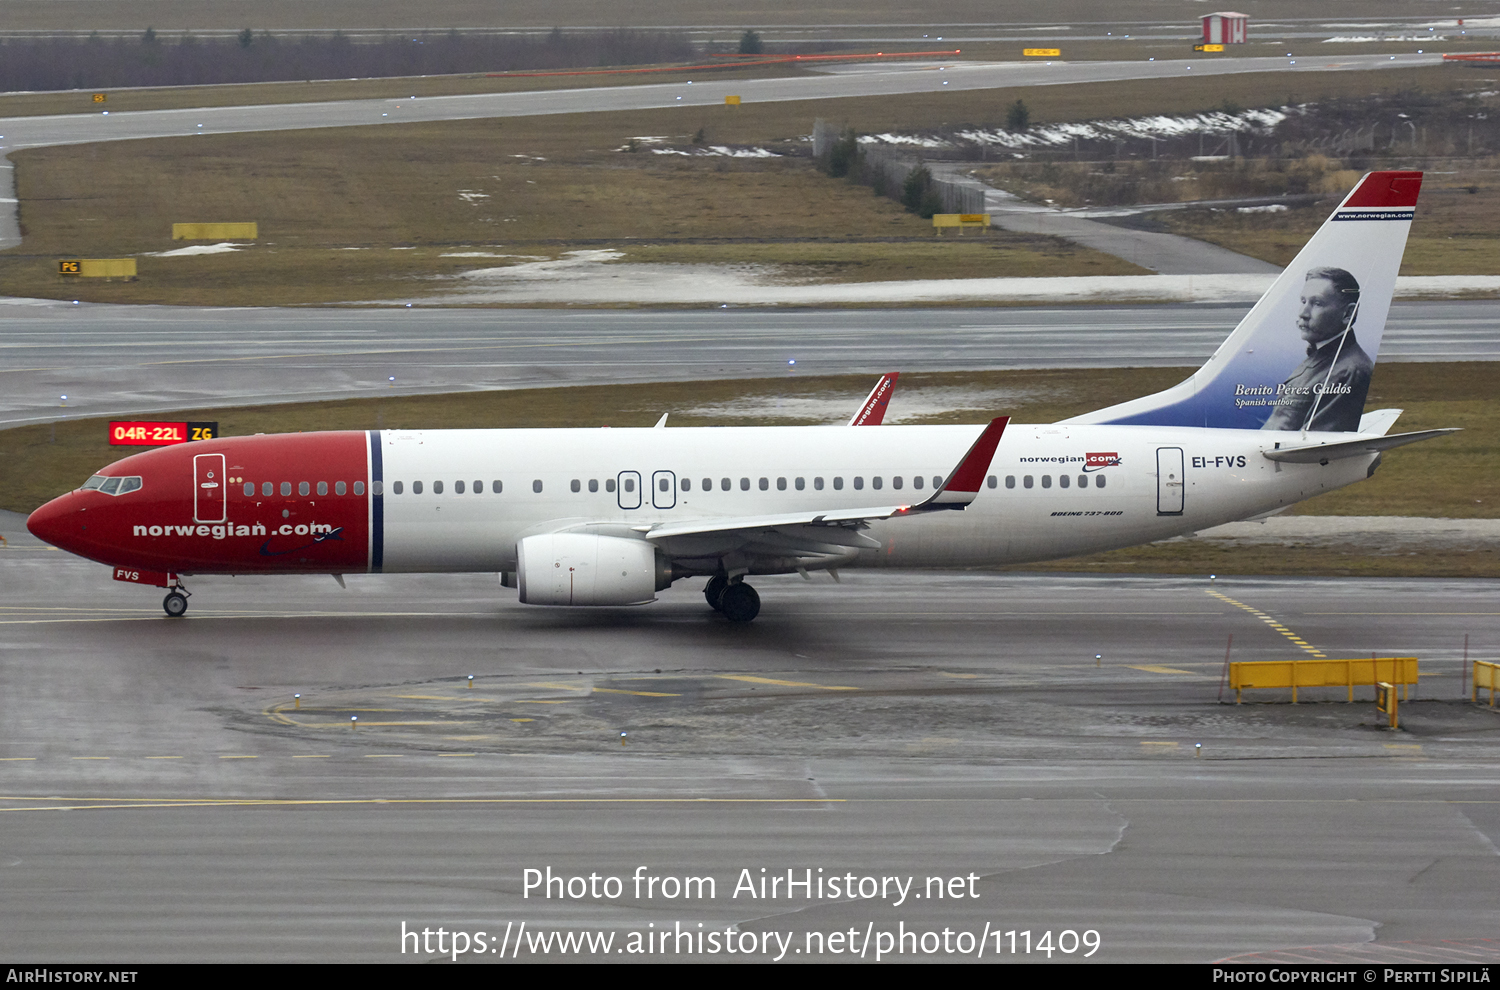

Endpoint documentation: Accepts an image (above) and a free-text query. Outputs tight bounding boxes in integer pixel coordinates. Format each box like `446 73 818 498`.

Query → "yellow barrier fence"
58 258 136 278
1228 657 1418 703
172 222 258 240
1474 660 1499 706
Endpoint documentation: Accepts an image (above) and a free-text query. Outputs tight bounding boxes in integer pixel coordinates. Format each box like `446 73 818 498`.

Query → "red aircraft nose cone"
27 494 79 550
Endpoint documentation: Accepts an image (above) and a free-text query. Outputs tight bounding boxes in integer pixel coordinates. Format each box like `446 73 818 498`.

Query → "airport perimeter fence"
814 120 985 218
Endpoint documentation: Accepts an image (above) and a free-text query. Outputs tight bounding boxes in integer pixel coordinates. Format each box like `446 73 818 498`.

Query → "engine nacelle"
516 533 667 606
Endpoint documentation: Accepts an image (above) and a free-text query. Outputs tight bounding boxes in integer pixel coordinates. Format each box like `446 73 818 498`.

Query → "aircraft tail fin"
1064 171 1421 433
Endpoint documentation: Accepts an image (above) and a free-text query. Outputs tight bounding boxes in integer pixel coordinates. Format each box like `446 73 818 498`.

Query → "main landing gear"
163 586 190 618
704 576 760 623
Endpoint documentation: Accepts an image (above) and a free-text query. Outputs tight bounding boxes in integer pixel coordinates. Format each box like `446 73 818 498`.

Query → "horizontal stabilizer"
1262 429 1458 464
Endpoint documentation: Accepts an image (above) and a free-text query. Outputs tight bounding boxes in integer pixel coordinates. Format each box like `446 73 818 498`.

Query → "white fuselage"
374 424 1372 574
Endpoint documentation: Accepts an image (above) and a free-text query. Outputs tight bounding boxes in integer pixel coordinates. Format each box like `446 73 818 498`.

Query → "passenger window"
589 479 599 493
986 475 996 489
533 480 543 493
393 481 404 495
795 477 805 491
281 482 292 497
473 480 482 493
1006 476 1016 489
263 482 273 497
118 477 142 495
605 479 614 493
1023 476 1033 489
493 480 504 494
932 476 943 489
660 477 671 492
1078 475 1088 488
299 482 310 496
434 480 444 494
1096 475 1106 489
1041 476 1052 489
740 478 750 491
244 482 255 497
1060 475 1070 489
913 476 924 490
721 478 730 491
570 480 581 493
335 481 347 495
853 477 864 490
681 478 690 492
456 480 465 494
872 477 882 490
814 477 824 490
758 478 768 491
702 478 712 491
623 478 634 493
833 477 843 490
355 482 366 496
413 481 423 494
317 481 328 496
892 476 903 490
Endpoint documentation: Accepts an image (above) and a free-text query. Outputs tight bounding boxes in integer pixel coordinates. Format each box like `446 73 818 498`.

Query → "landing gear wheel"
704 576 728 611
163 592 188 618
719 582 760 623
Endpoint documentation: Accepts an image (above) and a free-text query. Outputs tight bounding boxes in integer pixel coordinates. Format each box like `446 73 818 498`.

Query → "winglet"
914 417 1008 509
848 373 899 426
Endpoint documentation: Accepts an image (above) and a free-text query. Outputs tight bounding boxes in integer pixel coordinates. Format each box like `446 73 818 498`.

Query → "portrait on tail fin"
1260 266 1372 433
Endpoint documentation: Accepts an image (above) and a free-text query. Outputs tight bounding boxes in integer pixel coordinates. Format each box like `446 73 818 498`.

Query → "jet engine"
516 533 672 606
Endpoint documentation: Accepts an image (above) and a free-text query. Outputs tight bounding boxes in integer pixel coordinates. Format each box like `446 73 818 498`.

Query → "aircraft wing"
849 373 899 426
644 416 1008 551
1262 428 1459 464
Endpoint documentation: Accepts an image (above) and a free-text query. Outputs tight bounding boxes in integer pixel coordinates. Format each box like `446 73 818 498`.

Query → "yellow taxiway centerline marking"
716 675 858 691
1126 665 1197 674
591 688 682 697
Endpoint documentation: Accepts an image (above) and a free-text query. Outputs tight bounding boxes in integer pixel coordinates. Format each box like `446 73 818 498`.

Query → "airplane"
26 171 1455 623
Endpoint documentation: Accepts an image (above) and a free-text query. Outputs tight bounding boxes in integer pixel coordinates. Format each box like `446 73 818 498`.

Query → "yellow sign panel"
59 258 137 278
92 93 107 103
1194 44 1226 52
725 95 741 106
172 222 258 240
1023 48 1061 57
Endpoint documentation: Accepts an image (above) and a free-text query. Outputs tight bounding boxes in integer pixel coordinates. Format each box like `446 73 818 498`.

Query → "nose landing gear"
163 584 190 618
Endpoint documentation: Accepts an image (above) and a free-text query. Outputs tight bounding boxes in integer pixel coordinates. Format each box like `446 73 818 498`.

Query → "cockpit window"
83 475 143 496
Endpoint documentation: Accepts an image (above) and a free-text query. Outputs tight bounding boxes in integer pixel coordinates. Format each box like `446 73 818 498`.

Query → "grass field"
4 64 1485 307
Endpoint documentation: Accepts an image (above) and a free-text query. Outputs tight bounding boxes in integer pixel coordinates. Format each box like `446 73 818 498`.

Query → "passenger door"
617 470 642 510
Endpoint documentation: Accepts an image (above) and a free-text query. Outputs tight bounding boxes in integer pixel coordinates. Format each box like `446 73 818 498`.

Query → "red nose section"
27 493 82 553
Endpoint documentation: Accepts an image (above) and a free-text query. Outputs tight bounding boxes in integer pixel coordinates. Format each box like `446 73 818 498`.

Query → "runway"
1 529 1497 962
3 300 1498 427
0 54 1442 153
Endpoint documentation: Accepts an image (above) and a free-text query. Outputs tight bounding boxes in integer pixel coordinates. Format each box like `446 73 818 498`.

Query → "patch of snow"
1237 204 1289 214
380 256 1500 308
439 252 548 259
457 190 491 204
146 242 243 257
